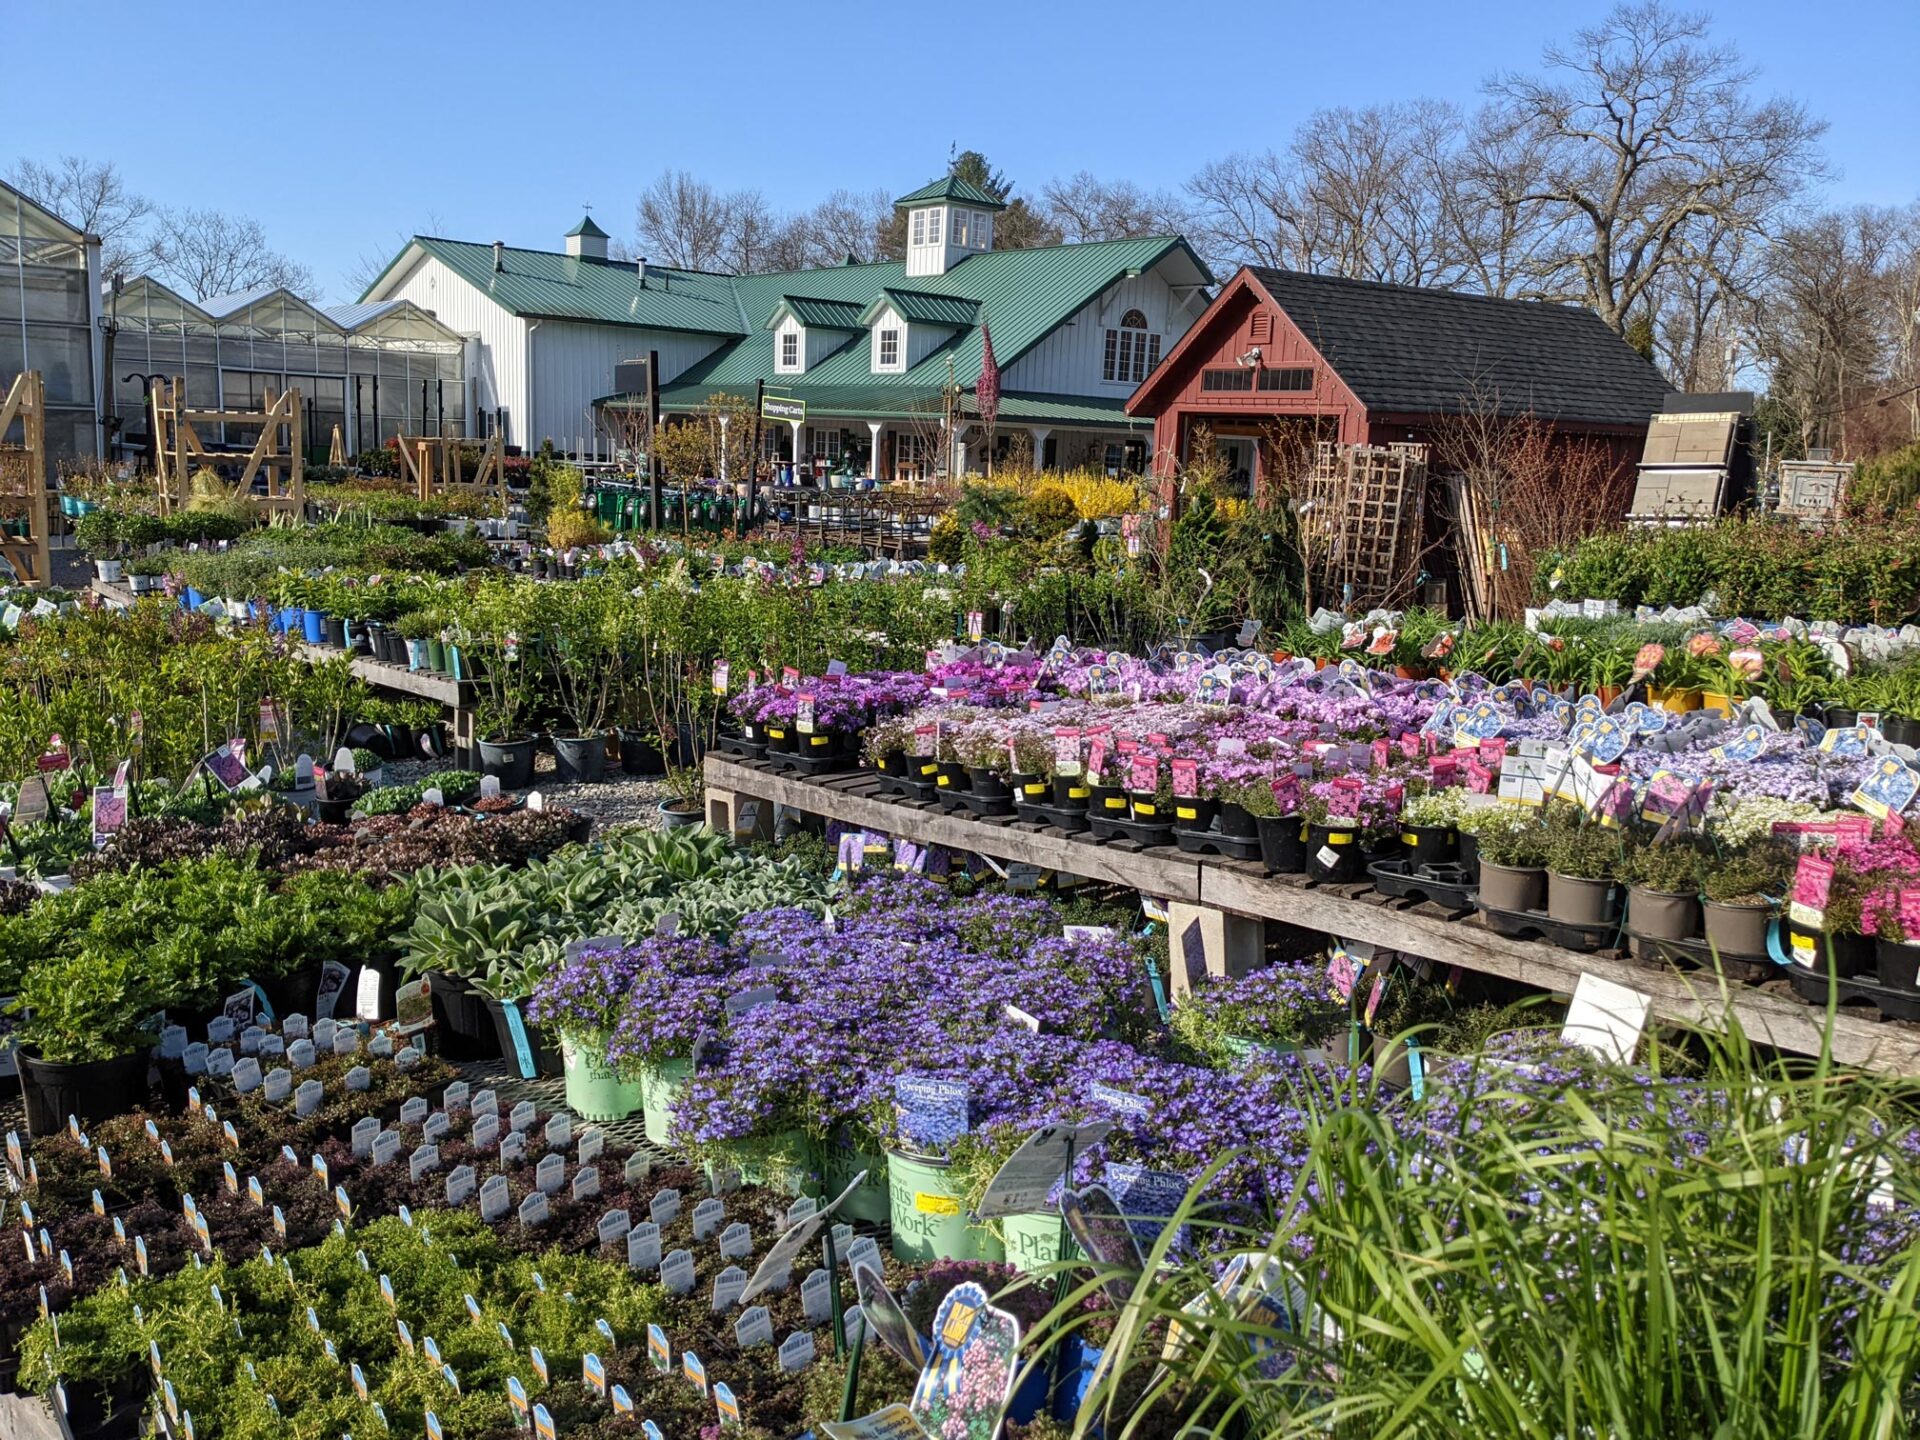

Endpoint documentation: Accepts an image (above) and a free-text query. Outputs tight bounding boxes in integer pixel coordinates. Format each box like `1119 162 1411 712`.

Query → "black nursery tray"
1786 965 1920 1021
1173 825 1263 861
1624 928 1775 985
1013 799 1090 832
889 776 940 804
1086 815 1176 847
715 734 766 760
1369 859 1478 912
1477 902 1623 954
765 747 852 777
958 792 1016 818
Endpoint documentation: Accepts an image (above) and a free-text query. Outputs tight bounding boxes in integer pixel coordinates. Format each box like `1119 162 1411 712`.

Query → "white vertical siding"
527 322 726 450
376 250 527 441
1003 262 1208 399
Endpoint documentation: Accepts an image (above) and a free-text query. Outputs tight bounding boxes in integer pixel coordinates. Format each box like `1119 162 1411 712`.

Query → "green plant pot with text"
820 1140 891 1225
561 1033 645 1123
642 1057 694 1146
1000 1210 1081 1273
704 1130 819 1197
886 1148 1004 1264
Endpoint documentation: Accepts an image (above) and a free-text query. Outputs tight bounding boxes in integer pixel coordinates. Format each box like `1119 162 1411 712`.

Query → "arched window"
1103 309 1160 384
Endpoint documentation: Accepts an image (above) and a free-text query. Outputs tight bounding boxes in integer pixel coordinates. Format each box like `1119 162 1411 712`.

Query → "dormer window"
876 327 901 371
779 329 800 372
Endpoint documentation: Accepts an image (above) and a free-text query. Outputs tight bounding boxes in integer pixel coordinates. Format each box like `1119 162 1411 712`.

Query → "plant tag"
471 1113 500 1150
573 1166 600 1201
693 1196 725 1240
779 1330 816 1371
719 1221 752 1259
510 1101 537 1134
847 1235 880 1272
400 1097 428 1127
410 1145 440 1181
536 1154 565 1195
661 1249 695 1294
471 1088 498 1119
182 1041 209 1075
785 1195 818 1227
262 1068 292 1103
598 1208 631 1247
624 1151 652 1187
543 1112 571 1150
443 1080 469 1112
445 1165 476 1207
627 1223 662 1270
802 1267 834 1323
345 1065 370 1092
518 1192 550 1228
683 1350 708 1395
479 1175 510 1222
312 1017 336 1050
206 1048 235 1078
294 1080 324 1117
651 1189 682 1225
232 1057 263 1093
499 1129 527 1165
371 1131 401 1167
422 1111 450 1143
1789 855 1834 930
369 1033 393 1057
395 1046 421 1070
578 1127 604 1165
611 1385 633 1416
734 1304 775 1349
712 1265 746 1311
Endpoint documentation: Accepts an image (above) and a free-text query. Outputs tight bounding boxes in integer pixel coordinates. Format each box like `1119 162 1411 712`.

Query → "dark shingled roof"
1247 267 1672 428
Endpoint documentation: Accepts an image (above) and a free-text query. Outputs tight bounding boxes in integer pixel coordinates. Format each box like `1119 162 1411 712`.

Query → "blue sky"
6 0 1916 302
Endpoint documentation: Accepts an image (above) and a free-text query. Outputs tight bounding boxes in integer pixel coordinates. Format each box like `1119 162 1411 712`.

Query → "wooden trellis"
395 432 506 514
0 372 52 588
152 377 305 516
1300 441 1429 611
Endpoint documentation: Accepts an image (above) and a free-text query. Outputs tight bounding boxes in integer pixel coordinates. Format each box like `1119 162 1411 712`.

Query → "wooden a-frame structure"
151 376 306 517
395 431 506 514
0 372 52 588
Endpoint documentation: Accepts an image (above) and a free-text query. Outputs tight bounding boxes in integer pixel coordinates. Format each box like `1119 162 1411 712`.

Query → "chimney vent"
491 241 504 272
636 257 647 288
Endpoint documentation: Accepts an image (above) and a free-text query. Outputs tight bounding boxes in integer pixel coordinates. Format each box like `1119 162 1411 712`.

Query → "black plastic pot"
1875 938 1920 993
1823 705 1859 729
966 767 1012 801
257 963 323 1022
58 1369 150 1440
1128 790 1167 824
478 736 536 790
1011 772 1050 805
619 729 666 775
323 615 347 648
1257 814 1307 874
1052 775 1090 810
315 797 354 824
1402 824 1458 866
552 731 608 783
1218 802 1260 840
934 761 971 794
763 724 796 754
1087 782 1129 820
1171 796 1220 831
1306 822 1365 883
1785 919 1872 977
428 971 501 1061
17 1049 149 1138
1882 714 1920 749
481 996 564 1077
1458 831 1480 875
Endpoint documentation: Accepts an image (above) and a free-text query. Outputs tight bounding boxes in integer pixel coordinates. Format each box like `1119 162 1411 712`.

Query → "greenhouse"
107 277 469 463
0 177 100 470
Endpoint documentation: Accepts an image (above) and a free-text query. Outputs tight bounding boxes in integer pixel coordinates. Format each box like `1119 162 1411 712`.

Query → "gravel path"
380 751 672 832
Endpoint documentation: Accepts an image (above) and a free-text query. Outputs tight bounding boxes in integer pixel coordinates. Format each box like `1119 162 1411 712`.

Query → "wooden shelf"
704 755 1920 1076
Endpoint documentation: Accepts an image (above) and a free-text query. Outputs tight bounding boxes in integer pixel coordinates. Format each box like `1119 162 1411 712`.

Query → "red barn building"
1126 266 1672 498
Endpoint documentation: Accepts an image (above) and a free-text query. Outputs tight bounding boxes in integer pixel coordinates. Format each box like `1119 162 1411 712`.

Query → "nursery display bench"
704 754 1920 1077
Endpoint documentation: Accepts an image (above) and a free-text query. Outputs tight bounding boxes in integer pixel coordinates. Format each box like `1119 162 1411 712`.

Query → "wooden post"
0 372 50 587
647 351 662 532
741 378 763 540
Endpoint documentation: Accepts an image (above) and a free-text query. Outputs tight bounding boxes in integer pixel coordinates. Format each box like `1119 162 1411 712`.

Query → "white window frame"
910 209 926 247
777 325 802 374
970 210 989 249
876 325 902 372
808 426 842 459
1102 309 1160 384
952 209 970 248
925 207 942 246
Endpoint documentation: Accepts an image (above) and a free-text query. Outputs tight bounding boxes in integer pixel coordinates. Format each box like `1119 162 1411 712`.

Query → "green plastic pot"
642 1057 693 1146
704 1131 819 1197
1000 1210 1080 1273
819 1141 891 1226
561 1034 644 1123
885 1149 1004 1263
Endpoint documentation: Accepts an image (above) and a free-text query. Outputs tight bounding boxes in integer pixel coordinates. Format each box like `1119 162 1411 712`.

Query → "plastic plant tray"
1013 800 1090 832
889 777 940 804
1623 927 1774 985
1089 816 1176 847
1172 825 1263 861
1368 859 1477 911
714 735 766 760
1786 966 1920 1021
958 791 1016 818
1477 901 1624 953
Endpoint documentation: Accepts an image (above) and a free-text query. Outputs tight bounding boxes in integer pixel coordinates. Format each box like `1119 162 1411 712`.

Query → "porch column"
951 423 971 481
789 418 804 481
1027 426 1050 471
868 421 884 481
718 415 730 484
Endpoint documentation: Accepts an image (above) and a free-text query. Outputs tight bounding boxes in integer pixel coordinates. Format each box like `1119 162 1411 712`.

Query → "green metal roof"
766 295 867 330
362 237 749 335
859 288 981 328
650 384 1146 428
565 214 610 239
894 176 1007 210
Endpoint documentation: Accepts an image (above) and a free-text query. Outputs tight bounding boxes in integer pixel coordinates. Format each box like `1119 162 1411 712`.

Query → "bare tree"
146 207 314 300
634 170 738 271
1184 150 1313 271
6 155 151 276
796 188 893 266
1485 2 1828 334
1043 172 1192 244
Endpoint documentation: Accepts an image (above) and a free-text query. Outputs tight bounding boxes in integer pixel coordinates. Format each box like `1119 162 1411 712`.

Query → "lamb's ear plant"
1014 1011 1920 1440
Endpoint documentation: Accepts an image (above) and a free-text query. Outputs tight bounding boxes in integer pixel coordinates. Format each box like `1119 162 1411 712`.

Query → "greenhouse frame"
0 177 103 471
108 278 470 464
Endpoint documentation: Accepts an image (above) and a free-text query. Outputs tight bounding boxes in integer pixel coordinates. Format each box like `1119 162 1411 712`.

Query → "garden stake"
1045 1133 1078 1411
836 1302 866 1423
823 1223 847 1358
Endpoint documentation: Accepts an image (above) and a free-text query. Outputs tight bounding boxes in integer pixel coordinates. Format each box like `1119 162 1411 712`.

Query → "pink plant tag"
1790 855 1834 927
1465 759 1494 793
1478 737 1507 767
1370 739 1391 770
1399 732 1423 760
1128 753 1159 793
1170 758 1198 798
1086 737 1108 779
1900 887 1920 939
1429 754 1459 788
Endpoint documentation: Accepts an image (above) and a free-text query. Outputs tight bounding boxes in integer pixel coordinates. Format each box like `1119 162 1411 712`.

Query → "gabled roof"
858 288 980 328
766 295 867 331
894 176 1006 210
362 237 749 336
199 285 290 319
1241 267 1670 427
565 214 609 239
660 235 1210 418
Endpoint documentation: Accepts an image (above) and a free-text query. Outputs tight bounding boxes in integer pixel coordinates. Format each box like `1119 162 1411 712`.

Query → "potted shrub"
1085 749 1129 824
462 575 539 788
1399 787 1463 867
1303 776 1400 883
126 553 168 595
1623 840 1704 941
953 723 1013 804
1544 815 1622 926
1225 778 1307 875
659 765 705 830
12 951 155 1136
539 578 622 784
1007 729 1052 809
1474 810 1551 912
312 765 369 824
1701 842 1794 960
